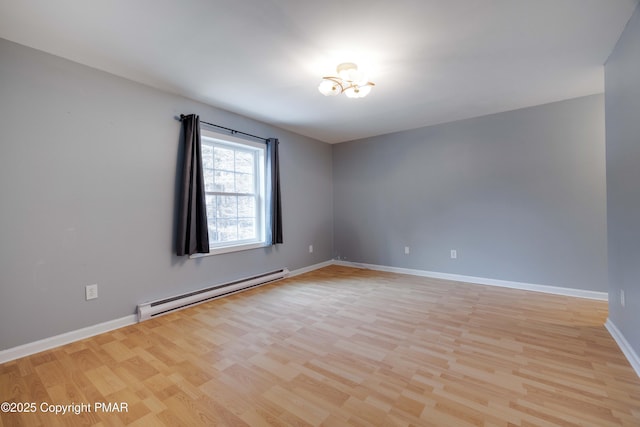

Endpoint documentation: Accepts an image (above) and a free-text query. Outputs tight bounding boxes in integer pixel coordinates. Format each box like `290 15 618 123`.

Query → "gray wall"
333 95 608 292
605 4 640 356
0 38 333 351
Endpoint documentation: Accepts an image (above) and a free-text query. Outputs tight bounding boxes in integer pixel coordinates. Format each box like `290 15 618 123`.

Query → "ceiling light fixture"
318 62 375 99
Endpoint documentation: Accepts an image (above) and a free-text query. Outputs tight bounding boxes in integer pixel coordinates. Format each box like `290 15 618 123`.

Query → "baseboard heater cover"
137 268 289 321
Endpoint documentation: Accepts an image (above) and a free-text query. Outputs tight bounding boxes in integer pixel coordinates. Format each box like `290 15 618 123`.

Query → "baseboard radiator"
137 268 289 321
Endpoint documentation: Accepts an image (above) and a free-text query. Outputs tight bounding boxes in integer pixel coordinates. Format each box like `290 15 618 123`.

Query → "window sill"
189 241 269 258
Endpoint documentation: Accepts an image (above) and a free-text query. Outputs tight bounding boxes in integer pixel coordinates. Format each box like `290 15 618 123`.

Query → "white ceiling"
0 0 637 143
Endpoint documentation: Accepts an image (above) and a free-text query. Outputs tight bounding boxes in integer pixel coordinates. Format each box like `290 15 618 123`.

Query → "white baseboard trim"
0 315 137 365
333 260 608 301
605 318 640 378
289 260 335 277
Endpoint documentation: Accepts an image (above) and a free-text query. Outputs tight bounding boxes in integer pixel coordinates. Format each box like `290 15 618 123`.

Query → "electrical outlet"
86 284 98 300
620 290 625 308
404 246 410 255
309 244 313 253
450 249 457 259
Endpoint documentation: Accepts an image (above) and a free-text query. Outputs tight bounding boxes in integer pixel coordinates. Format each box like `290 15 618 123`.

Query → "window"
200 129 266 255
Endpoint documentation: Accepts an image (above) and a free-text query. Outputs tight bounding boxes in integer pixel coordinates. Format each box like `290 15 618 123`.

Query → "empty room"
1 1 640 426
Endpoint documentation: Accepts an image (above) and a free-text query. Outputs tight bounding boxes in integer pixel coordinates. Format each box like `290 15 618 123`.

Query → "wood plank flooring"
1 265 639 426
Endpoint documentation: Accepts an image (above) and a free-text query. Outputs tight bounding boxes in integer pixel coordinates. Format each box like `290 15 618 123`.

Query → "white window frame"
191 129 267 258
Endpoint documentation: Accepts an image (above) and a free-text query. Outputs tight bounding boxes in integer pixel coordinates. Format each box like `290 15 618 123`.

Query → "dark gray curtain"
266 138 283 244
176 114 210 255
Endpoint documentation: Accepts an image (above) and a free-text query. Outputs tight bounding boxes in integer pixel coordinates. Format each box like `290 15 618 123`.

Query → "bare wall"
0 38 333 351
333 95 607 292
605 3 640 357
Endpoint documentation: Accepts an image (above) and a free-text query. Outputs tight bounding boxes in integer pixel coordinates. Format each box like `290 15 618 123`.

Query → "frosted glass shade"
318 80 340 96
344 84 372 99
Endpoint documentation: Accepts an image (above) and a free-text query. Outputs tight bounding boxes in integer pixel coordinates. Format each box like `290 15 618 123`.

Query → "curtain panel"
176 114 210 256
266 138 283 245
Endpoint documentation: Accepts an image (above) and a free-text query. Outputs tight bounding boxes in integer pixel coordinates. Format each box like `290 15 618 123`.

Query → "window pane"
217 195 237 219
236 172 254 194
206 195 217 242
202 145 214 169
237 196 255 217
214 171 235 192
204 168 215 192
208 223 218 243
238 219 256 240
214 146 234 171
205 195 216 220
217 219 238 242
235 151 254 174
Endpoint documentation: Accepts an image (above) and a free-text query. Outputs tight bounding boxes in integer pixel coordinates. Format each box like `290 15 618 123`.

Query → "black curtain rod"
179 114 268 142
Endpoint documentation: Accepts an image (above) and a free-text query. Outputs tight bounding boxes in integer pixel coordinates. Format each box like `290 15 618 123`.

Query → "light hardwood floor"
1 265 639 426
